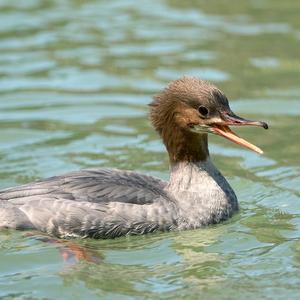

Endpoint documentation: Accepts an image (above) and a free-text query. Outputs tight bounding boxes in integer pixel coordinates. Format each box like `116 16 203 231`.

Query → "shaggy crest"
149 76 227 134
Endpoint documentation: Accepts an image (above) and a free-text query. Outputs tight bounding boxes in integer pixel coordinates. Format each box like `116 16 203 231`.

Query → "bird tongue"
212 125 263 154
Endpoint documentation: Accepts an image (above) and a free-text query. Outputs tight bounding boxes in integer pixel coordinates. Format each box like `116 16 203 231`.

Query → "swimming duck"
0 77 268 239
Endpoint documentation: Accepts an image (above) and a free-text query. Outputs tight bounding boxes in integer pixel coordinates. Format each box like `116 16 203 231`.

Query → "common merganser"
0 77 268 239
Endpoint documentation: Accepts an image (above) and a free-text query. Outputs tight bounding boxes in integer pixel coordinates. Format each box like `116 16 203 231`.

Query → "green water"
0 0 300 299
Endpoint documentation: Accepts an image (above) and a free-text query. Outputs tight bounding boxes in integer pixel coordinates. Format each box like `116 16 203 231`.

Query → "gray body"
0 76 267 239
0 159 238 238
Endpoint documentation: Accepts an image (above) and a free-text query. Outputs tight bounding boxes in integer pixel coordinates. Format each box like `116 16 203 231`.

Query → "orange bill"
212 124 264 154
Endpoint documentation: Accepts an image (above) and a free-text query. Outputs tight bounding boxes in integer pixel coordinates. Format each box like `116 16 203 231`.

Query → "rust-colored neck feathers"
150 78 209 163
161 123 209 163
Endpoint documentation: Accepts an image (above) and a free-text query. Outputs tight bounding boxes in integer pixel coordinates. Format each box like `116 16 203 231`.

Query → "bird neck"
168 158 220 192
162 125 209 163
161 121 237 209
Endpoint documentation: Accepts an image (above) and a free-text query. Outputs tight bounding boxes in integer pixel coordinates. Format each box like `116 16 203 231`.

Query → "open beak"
211 112 268 154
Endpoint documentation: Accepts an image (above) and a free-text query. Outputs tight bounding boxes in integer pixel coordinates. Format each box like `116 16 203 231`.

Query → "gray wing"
0 168 168 205
0 169 176 238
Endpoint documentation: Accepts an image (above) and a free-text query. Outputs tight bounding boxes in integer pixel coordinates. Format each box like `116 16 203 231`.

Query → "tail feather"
0 202 34 229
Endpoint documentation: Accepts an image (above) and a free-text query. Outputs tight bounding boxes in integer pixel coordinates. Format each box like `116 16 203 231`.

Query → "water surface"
0 0 300 299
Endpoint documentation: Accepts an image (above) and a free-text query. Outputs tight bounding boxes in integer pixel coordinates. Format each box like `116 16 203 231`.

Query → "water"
0 0 300 299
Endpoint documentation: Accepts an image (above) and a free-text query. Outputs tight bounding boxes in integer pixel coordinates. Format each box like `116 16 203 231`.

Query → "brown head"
150 76 268 163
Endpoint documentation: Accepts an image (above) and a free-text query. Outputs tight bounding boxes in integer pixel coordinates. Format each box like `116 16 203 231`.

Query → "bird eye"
198 106 209 117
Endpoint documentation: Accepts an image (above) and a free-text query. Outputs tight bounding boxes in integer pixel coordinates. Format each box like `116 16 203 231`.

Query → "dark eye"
198 105 209 117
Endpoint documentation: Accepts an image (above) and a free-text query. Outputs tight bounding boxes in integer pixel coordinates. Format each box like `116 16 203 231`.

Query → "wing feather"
0 168 169 206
